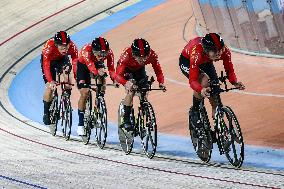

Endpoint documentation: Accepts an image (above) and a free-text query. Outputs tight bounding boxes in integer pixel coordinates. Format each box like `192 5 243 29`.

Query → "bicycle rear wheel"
139 102 157 159
94 96 107 149
218 106 244 168
81 91 92 144
188 106 212 163
118 100 134 155
62 97 72 141
49 90 59 136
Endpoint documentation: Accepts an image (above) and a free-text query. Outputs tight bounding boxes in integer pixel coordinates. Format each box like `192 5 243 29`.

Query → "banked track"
0 1 283 188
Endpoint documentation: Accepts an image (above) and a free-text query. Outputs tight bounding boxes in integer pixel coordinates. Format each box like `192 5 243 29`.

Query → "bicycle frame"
131 76 165 135
210 72 239 155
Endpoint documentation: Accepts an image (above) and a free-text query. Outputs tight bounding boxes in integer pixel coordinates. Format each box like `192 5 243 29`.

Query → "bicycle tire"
94 96 107 149
220 106 244 168
63 97 72 141
139 102 157 159
49 90 59 136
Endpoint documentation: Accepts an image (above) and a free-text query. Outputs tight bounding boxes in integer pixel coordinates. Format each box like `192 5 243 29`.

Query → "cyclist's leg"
41 55 57 125
191 72 209 127
179 54 209 99
199 63 219 142
122 68 135 130
200 62 220 118
179 55 209 126
76 61 91 135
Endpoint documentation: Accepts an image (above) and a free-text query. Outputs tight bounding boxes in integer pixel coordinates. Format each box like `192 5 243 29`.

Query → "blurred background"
192 0 284 56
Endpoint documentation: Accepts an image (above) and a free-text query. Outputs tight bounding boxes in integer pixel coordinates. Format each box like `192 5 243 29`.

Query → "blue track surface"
8 0 284 171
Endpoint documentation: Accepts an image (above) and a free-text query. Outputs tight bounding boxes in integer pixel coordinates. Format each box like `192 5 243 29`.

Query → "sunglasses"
56 44 69 50
93 50 108 57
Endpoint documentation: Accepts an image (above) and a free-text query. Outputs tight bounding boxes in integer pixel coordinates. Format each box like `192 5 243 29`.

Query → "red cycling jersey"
181 37 237 93
42 38 78 82
76 44 115 80
116 47 164 85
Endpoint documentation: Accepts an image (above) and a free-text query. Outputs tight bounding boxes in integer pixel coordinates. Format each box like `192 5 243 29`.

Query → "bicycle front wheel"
218 106 244 168
94 96 107 149
49 90 59 136
62 97 72 141
139 102 157 159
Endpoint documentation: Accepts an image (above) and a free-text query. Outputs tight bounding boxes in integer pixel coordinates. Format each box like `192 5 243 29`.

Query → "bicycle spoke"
221 106 244 168
93 97 107 149
144 135 149 152
139 102 157 158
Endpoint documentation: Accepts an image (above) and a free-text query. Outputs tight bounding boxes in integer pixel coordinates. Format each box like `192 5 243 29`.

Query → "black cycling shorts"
41 55 70 83
76 61 105 89
124 67 148 89
179 54 219 84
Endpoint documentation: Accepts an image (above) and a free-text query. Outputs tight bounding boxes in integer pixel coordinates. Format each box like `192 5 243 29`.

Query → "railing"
191 0 284 57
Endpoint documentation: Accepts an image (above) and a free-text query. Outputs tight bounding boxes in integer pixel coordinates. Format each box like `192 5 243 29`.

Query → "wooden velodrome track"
0 1 283 188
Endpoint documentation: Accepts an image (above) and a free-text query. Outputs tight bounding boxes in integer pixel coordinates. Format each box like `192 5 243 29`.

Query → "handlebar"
132 87 166 93
209 71 238 95
88 82 119 91
56 82 74 86
130 75 166 93
91 72 108 79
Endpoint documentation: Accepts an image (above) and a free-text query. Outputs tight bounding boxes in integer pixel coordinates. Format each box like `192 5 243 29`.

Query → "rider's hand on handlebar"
98 68 106 76
125 81 134 91
113 80 120 88
233 82 245 90
201 87 211 98
63 65 71 74
159 83 166 91
48 81 57 90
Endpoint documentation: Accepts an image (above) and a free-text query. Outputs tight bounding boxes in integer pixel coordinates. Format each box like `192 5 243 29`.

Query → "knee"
80 89 89 99
125 91 134 98
45 83 53 92
199 73 210 88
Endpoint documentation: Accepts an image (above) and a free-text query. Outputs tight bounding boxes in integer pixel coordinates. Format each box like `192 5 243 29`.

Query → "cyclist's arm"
222 46 237 84
68 41 78 78
106 49 116 81
42 54 53 83
189 48 202 93
150 52 164 84
115 51 128 85
82 50 98 76
69 41 78 67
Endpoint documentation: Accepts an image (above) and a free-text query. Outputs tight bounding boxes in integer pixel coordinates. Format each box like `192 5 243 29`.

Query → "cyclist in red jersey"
115 38 166 131
41 31 78 126
179 33 245 130
76 37 116 135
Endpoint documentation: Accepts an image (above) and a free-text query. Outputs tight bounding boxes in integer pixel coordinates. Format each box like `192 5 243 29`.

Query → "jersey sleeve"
222 46 237 84
68 41 78 78
150 51 164 84
189 46 203 93
42 41 53 82
115 49 128 85
82 50 98 76
106 50 115 80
